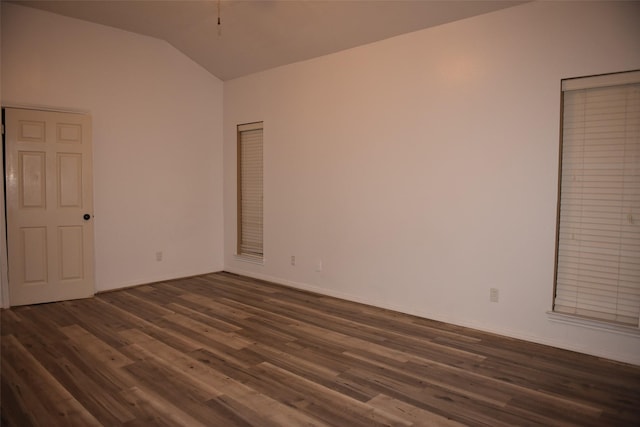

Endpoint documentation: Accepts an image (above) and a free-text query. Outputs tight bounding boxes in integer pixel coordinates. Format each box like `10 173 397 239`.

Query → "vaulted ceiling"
10 1 527 81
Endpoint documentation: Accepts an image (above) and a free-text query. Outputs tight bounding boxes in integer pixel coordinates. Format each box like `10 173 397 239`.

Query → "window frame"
552 70 640 329
236 121 264 260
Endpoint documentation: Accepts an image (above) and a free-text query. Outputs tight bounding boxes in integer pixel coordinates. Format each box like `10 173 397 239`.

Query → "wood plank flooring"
1 272 639 426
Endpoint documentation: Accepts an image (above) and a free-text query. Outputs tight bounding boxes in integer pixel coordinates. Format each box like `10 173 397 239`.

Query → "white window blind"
554 71 640 326
238 122 263 257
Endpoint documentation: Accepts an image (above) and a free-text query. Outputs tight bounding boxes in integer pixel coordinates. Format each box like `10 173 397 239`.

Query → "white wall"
2 3 224 293
224 1 640 364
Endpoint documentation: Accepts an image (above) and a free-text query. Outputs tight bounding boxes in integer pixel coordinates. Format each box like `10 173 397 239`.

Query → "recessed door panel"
58 226 84 281
57 123 82 144
19 151 46 208
21 227 48 284
18 120 46 142
58 153 83 208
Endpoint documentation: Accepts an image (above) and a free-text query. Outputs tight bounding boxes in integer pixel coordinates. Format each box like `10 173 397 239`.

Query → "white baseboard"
223 267 640 366
97 267 224 294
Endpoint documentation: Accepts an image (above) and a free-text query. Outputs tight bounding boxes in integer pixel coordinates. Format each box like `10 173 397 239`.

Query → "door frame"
1 107 8 307
1 104 92 308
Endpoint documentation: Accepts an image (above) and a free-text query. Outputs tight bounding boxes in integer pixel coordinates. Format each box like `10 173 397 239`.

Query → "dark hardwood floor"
1 272 639 426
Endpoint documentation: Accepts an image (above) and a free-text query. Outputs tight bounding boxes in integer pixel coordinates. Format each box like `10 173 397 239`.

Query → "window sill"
234 254 264 265
547 311 640 338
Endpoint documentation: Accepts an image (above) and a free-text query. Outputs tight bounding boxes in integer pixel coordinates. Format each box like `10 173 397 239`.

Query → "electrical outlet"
490 288 499 303
291 255 296 266
156 251 163 262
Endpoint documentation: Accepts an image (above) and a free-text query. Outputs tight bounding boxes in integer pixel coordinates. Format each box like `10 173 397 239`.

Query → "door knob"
83 214 91 221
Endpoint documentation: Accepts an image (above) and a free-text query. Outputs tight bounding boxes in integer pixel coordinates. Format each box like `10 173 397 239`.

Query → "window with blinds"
237 122 263 258
554 70 640 327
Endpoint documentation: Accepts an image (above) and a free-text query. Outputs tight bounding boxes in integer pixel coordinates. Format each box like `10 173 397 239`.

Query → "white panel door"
5 108 94 306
